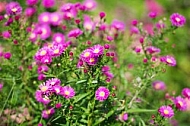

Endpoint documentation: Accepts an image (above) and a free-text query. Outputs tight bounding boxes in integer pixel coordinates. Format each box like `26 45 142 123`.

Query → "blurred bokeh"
0 0 190 125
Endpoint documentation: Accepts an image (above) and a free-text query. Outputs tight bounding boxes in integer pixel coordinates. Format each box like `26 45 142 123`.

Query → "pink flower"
62 86 75 99
111 20 126 31
173 96 187 111
25 7 36 17
158 105 174 118
152 81 166 90
160 55 176 66
90 44 104 57
83 0 97 11
83 15 95 31
68 28 83 38
4 52 12 59
50 12 62 26
119 112 128 122
148 11 157 18
6 2 22 16
182 88 190 99
42 108 55 119
170 13 186 27
2 31 11 39
42 0 55 8
26 0 38 6
95 87 110 101
38 12 51 24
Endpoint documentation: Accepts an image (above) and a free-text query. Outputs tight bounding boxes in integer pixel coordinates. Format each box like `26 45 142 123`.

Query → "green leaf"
93 117 105 126
73 92 91 103
105 110 114 118
127 109 156 113
76 80 87 84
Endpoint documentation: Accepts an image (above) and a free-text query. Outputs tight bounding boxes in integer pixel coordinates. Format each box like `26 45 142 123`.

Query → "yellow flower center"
85 23 92 30
42 16 49 22
99 91 105 97
166 58 172 63
178 101 183 106
155 83 161 89
84 52 90 57
65 90 70 95
52 16 58 22
11 8 17 12
164 109 169 115
89 58 95 63
46 110 51 115
94 49 99 53
41 86 48 92
40 50 47 56
42 28 47 35
175 17 181 22
55 37 62 42
67 12 72 18
55 88 60 93
54 49 60 54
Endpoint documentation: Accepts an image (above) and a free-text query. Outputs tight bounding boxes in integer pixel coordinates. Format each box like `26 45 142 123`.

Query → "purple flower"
26 0 38 6
111 20 126 31
146 46 161 54
37 65 49 74
2 31 11 39
50 12 62 26
39 82 51 94
102 65 110 73
182 88 190 99
35 90 50 105
53 85 64 95
0 83 3 91
29 32 37 42
38 24 51 40
50 45 65 57
173 96 187 111
148 11 157 18
170 13 186 27
38 12 51 24
83 0 97 11
83 15 95 31
60 3 74 12
158 105 174 118
42 0 55 8
38 74 46 81
152 81 166 90
25 7 36 17
86 57 98 66
52 33 65 44
130 26 139 35
90 44 104 57
35 47 50 61
6 2 22 15
42 108 55 119
119 112 128 122
63 9 77 20
95 87 110 101
160 55 176 66
4 52 12 59
80 49 93 62
68 28 83 38
62 86 75 99
99 12 106 19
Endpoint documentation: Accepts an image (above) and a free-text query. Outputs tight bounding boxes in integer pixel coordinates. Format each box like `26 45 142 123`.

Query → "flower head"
118 112 128 122
52 33 65 44
160 55 176 66
83 15 95 31
146 46 161 54
90 44 104 57
83 0 97 11
38 12 51 24
50 12 62 26
6 2 22 15
62 86 75 99
95 87 110 101
152 81 166 90
170 13 186 27
158 105 174 118
25 7 36 17
42 0 55 8
42 108 55 119
26 0 38 6
2 31 11 39
111 20 126 31
182 88 190 99
173 96 187 111
68 28 83 38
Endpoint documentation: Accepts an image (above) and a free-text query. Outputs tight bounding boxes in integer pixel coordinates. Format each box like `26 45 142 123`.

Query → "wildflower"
86 57 98 66
50 12 62 26
148 11 157 18
0 83 3 91
83 0 97 11
62 86 75 99
42 108 55 119
158 105 174 118
52 33 65 44
38 74 46 81
37 65 49 74
26 0 38 6
38 12 51 24
39 82 51 94
152 81 166 90
83 15 95 31
90 44 104 57
111 20 126 31
130 26 139 35
53 85 64 95
131 20 138 26
146 46 161 54
160 55 176 66
42 0 55 8
4 52 12 59
170 13 186 27
99 12 106 19
119 112 128 122
50 45 65 57
60 3 74 12
24 7 36 17
173 96 187 111
63 9 77 20
55 103 62 109
107 36 114 42
182 88 190 99
68 28 83 38
77 59 84 68
80 49 93 62
6 2 22 15
102 65 110 73
35 90 50 105
45 78 61 88
38 24 51 40
2 31 11 39
95 87 110 101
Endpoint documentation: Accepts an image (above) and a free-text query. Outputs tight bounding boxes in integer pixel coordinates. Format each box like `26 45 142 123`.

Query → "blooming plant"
0 0 189 126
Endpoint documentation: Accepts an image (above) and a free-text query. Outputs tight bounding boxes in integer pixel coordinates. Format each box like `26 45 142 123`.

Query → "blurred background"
0 0 190 125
